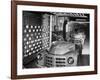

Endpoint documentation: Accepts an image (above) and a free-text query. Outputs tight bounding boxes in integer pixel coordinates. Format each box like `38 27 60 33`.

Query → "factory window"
23 11 51 65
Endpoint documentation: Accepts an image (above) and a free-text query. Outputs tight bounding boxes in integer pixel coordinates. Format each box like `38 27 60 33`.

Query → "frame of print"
11 0 97 79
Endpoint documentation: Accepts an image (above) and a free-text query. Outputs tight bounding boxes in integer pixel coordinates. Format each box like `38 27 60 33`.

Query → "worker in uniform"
72 29 86 56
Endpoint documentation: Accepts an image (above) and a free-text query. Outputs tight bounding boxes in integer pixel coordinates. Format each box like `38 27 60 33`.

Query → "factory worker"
72 28 86 56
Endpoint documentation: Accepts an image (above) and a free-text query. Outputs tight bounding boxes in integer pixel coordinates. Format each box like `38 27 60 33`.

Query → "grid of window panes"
23 25 50 58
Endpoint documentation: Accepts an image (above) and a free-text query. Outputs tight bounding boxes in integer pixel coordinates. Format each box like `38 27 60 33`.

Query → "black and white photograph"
22 11 90 68
11 1 97 79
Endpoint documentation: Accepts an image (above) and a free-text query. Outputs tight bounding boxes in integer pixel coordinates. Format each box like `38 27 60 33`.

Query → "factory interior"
22 11 90 68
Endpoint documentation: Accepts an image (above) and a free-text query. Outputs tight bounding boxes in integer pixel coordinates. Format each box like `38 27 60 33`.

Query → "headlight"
37 53 42 60
67 57 74 64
